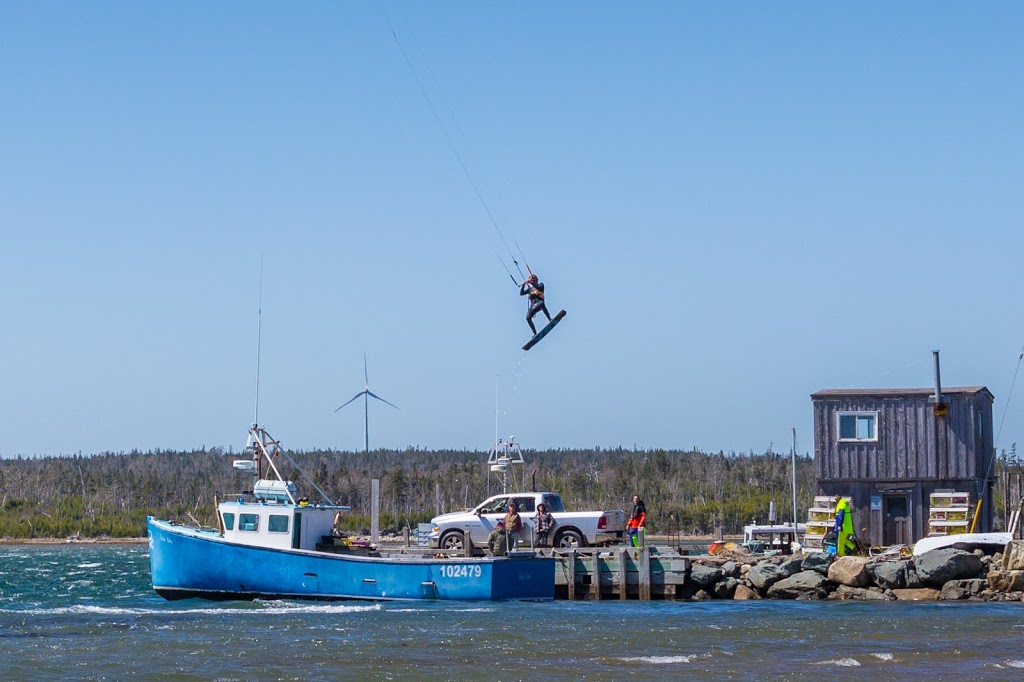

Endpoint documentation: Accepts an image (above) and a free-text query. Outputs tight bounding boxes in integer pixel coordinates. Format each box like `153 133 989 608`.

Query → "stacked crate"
803 495 841 550
928 491 971 536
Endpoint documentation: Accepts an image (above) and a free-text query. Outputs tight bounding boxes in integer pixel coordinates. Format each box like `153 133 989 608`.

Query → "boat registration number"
440 564 482 578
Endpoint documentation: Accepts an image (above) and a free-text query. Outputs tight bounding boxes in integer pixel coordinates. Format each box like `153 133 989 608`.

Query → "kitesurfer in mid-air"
520 273 552 336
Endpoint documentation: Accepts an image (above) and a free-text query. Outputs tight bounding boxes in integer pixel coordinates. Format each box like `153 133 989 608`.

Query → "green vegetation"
5 443 1020 540
0 445 826 539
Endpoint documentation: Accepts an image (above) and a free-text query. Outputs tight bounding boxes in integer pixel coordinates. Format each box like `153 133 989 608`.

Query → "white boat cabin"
218 479 342 551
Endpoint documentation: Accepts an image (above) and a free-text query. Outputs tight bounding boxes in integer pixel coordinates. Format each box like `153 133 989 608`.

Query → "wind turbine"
334 354 399 453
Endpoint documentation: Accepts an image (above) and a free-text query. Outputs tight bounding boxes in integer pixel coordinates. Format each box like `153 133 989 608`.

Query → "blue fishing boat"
148 425 554 601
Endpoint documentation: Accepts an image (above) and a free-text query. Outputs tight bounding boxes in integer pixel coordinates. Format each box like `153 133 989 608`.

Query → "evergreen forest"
1 445 1020 540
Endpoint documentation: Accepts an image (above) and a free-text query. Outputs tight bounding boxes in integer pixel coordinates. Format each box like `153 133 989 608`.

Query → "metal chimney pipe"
933 350 943 406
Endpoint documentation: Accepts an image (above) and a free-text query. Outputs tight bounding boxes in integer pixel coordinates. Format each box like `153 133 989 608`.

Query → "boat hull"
912 532 1012 556
148 517 554 601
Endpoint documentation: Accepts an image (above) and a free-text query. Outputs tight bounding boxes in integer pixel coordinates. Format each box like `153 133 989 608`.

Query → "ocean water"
2 545 1024 681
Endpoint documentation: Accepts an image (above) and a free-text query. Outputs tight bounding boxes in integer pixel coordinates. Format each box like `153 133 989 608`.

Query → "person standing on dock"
628 495 647 547
504 502 523 549
533 503 555 548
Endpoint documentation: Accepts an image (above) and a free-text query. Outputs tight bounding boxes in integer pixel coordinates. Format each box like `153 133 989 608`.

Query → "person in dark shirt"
487 520 508 555
533 503 556 548
520 273 552 336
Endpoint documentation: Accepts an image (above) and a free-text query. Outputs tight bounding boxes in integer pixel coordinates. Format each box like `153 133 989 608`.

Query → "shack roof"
811 386 993 401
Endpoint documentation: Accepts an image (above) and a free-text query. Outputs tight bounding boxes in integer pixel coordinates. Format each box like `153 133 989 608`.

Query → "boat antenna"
791 428 799 528
254 254 264 427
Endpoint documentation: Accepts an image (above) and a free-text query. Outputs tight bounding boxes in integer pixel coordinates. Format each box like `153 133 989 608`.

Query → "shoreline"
0 537 148 545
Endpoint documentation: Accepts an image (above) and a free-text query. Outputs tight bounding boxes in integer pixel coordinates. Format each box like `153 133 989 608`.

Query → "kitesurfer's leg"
527 305 540 335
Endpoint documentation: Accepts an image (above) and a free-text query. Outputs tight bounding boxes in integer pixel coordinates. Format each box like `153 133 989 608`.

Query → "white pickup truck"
428 492 626 552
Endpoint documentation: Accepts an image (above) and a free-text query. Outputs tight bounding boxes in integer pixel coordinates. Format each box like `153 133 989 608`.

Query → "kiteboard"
522 310 567 351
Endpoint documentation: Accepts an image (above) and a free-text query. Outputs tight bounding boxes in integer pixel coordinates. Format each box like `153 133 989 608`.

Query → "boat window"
222 512 235 531
239 513 260 532
268 514 290 533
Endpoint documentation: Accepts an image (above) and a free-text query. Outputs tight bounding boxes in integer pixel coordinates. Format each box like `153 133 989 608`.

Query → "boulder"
739 564 751 575
713 577 738 599
733 584 761 600
1003 540 1024 571
891 587 941 601
692 589 712 600
869 559 913 590
906 567 925 589
915 548 985 587
690 563 724 589
778 558 804 579
831 585 893 601
827 556 872 587
721 561 738 578
940 579 987 601
987 569 1024 593
767 570 830 599
801 552 835 576
747 563 781 591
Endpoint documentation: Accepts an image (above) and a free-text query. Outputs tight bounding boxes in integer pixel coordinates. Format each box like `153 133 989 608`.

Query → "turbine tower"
334 354 399 453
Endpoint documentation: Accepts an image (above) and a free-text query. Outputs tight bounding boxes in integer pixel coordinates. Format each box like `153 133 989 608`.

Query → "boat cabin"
742 524 803 555
218 479 344 551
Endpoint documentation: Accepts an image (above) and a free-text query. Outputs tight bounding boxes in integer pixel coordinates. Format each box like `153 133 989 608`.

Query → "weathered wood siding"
814 393 993 483
813 388 995 542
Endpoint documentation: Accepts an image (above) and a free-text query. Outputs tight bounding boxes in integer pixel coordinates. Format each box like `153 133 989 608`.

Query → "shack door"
883 494 911 545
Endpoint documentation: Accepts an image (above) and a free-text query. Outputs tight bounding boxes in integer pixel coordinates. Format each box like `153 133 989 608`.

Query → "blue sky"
2 3 1023 457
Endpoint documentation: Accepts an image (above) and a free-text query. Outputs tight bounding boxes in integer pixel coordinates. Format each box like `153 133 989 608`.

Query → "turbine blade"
334 391 367 412
367 391 399 410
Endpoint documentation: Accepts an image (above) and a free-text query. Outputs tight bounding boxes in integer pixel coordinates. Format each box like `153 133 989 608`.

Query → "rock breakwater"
681 540 1024 602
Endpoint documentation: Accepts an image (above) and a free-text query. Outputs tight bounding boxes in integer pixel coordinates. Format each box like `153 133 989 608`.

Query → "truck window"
480 497 509 514
543 495 565 512
513 497 535 513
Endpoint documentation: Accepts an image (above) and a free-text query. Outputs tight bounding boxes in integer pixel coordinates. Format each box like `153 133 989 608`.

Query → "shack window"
222 512 235 531
239 513 260 532
977 411 984 439
268 514 290 533
838 412 877 442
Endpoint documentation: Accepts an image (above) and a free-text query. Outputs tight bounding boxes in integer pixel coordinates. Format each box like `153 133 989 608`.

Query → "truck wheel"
440 531 465 552
555 529 586 549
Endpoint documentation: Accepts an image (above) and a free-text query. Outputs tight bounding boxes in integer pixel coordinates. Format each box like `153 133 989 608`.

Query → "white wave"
620 656 693 664
0 603 383 617
870 653 894 662
814 658 861 667
1005 660 1024 669
254 602 383 615
76 562 103 569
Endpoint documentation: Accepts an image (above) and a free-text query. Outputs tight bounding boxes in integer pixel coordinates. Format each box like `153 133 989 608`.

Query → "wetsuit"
520 280 551 335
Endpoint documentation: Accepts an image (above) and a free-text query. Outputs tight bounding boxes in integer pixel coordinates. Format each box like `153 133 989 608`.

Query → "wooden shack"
810 386 995 546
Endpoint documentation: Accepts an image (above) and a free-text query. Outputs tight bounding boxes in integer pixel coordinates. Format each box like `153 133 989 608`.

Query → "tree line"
0 445 822 539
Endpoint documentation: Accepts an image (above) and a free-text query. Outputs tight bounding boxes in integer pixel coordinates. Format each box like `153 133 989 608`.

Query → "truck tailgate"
603 510 627 531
